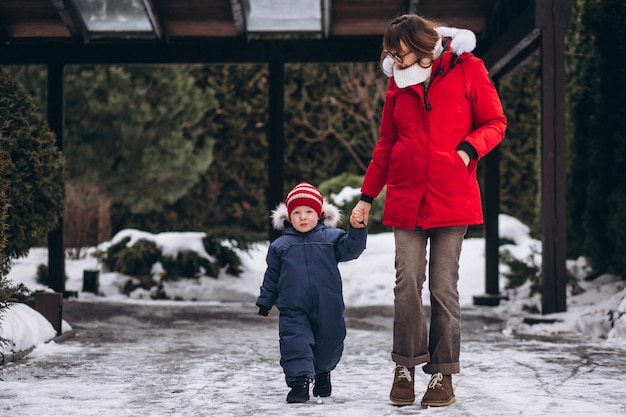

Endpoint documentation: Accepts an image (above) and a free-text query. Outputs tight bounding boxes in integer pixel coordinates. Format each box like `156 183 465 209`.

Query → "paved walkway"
1 300 625 416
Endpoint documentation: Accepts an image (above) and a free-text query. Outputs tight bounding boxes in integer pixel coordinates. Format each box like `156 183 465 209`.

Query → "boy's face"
289 205 319 233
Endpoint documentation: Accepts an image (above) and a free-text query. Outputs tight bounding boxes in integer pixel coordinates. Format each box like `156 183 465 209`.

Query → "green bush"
565 0 626 277
115 239 161 277
0 144 9 278
202 237 242 277
0 68 64 262
100 234 243 285
100 236 131 272
103 237 161 277
100 238 162 295
500 248 541 295
36 264 49 286
161 250 211 279
11 283 33 303
0 275 16 347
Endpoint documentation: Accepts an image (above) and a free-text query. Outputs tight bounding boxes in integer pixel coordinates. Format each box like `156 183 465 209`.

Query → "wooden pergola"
0 0 570 314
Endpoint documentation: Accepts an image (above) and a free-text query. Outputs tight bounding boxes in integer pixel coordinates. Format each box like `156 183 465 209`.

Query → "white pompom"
382 56 395 77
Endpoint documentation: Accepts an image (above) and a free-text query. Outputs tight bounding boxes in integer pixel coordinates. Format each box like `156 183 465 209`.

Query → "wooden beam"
141 0 164 41
230 0 249 38
0 25 10 43
482 5 539 78
406 0 420 14
321 0 331 39
51 0 90 43
268 42 284 242
538 0 569 314
0 36 381 65
47 61 66 295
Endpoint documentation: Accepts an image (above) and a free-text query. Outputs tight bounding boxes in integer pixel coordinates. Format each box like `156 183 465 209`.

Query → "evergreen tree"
112 64 270 240
119 62 388 237
0 143 10 277
566 0 598 258
63 65 216 215
571 0 626 274
0 68 65 261
499 59 542 232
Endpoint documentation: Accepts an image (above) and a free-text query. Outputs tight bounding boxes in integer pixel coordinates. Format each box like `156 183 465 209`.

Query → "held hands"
350 208 366 228
350 201 371 228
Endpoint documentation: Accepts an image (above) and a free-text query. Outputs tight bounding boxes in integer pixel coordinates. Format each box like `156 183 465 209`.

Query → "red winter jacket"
361 47 506 230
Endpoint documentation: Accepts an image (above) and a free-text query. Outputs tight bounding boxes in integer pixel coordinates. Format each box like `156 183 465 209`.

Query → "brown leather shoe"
389 365 415 406
420 373 455 407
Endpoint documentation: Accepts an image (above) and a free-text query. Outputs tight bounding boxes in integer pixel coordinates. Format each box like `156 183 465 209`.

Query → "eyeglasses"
384 49 412 64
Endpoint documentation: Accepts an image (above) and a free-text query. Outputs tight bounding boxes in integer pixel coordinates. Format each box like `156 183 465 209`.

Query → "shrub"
101 238 162 294
11 283 33 303
0 144 9 278
114 239 160 277
100 237 131 272
97 232 245 300
0 68 64 262
0 275 16 348
36 264 49 286
500 248 541 295
161 250 212 279
202 237 242 277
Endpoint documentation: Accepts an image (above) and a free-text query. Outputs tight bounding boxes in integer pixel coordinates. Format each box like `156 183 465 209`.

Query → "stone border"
0 330 75 367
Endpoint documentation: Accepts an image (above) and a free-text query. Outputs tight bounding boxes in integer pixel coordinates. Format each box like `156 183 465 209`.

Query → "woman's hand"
351 200 372 226
457 150 470 167
350 208 366 228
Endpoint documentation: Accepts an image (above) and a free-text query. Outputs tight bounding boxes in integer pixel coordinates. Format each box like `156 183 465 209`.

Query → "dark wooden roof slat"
142 0 164 41
50 0 90 43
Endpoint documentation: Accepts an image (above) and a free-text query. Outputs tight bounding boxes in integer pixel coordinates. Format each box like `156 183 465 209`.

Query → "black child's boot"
313 371 332 397
286 376 311 403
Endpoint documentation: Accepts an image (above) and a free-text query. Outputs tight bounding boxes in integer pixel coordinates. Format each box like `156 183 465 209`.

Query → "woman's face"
392 40 418 69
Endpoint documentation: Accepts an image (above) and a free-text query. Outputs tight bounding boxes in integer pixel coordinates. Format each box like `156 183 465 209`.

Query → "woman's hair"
380 14 442 70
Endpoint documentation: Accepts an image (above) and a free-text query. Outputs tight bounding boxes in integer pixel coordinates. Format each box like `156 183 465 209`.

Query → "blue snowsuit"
256 202 367 385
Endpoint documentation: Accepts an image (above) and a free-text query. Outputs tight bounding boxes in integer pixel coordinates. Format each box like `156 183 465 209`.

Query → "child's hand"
350 208 366 228
257 306 271 318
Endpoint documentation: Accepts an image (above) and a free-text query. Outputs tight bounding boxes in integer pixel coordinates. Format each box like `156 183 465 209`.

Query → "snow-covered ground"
1 214 625 416
2 214 625 353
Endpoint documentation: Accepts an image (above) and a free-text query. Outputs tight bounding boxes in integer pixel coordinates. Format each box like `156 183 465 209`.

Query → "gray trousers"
391 225 467 375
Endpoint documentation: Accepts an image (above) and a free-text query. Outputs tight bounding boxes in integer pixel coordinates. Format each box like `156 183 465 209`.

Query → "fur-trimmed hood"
271 200 341 231
382 26 477 77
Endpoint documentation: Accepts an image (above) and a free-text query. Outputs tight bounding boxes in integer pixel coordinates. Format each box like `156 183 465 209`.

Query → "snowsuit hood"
271 200 341 230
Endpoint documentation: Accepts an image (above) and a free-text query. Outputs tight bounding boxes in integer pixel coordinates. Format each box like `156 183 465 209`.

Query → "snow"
2 214 626 353
1 214 625 415
0 303 57 354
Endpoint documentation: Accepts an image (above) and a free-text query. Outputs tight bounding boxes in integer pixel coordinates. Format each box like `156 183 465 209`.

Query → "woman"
352 14 506 407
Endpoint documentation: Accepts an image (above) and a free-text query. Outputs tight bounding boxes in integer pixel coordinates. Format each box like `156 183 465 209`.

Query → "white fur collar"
271 200 341 231
382 26 477 83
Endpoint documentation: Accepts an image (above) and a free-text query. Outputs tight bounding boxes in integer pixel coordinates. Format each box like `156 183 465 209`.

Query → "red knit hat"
285 182 323 219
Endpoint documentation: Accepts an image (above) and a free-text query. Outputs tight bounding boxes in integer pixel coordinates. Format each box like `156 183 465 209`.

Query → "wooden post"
47 62 66 295
268 42 285 242
473 146 509 306
538 0 569 314
34 292 63 336
82 270 100 293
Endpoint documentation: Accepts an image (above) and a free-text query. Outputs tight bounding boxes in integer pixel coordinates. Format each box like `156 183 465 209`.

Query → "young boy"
256 182 367 403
